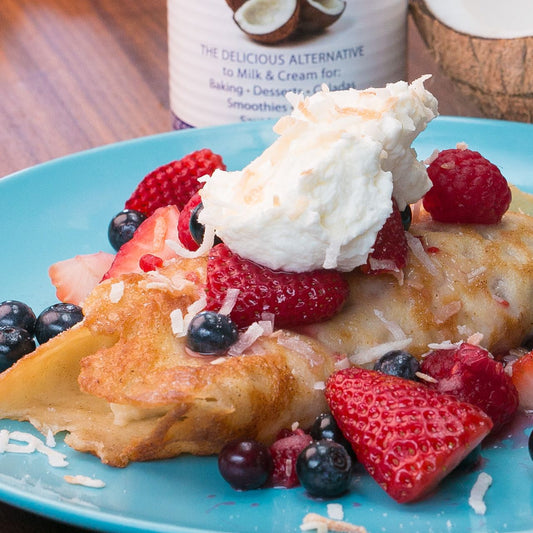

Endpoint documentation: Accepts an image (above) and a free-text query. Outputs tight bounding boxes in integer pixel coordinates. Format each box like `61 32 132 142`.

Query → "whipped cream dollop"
199 76 438 273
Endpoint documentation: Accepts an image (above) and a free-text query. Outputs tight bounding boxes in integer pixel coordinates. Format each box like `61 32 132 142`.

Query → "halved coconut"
233 0 300 44
410 0 533 122
299 0 346 33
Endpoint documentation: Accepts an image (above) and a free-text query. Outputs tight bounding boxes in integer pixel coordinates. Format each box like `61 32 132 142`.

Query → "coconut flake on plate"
327 503 344 520
0 430 68 467
64 474 106 489
468 472 492 515
300 512 368 533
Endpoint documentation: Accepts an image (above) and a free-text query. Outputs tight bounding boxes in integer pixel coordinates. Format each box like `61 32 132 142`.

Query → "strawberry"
205 243 350 329
124 149 225 216
267 429 313 488
325 367 493 503
420 343 518 432
102 205 180 280
49 251 115 306
507 349 533 410
361 200 407 275
178 193 202 251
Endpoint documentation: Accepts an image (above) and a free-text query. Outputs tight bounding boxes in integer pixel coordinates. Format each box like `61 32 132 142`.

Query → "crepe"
0 212 533 466
304 211 533 363
0 258 338 467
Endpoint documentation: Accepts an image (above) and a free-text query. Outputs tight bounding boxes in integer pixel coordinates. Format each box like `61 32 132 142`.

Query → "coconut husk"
409 0 533 122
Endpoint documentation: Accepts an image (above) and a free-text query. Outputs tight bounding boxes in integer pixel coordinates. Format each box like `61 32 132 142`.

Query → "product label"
168 0 408 128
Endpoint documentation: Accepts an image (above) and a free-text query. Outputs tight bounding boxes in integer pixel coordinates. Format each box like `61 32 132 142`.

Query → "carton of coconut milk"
168 0 408 128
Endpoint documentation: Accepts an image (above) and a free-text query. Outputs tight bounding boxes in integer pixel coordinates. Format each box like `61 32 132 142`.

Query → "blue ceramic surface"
0 117 532 533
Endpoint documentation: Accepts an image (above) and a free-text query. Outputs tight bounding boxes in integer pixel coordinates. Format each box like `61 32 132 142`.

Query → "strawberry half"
420 343 519 432
510 349 533 410
362 200 408 275
325 367 492 503
102 205 180 280
125 149 225 216
205 243 350 329
49 251 115 306
267 429 313 488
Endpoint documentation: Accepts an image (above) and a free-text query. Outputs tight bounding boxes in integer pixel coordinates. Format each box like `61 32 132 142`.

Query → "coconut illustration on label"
227 0 347 44
168 0 407 127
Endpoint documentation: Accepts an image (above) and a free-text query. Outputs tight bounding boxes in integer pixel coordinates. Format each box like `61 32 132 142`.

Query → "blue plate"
0 117 532 533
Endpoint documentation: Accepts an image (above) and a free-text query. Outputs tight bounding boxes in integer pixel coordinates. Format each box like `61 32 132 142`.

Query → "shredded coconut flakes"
0 429 68 467
64 474 106 488
349 338 412 366
218 288 240 315
469 472 492 515
374 309 407 340
166 224 216 258
228 322 266 356
108 281 124 303
300 513 368 533
405 233 439 277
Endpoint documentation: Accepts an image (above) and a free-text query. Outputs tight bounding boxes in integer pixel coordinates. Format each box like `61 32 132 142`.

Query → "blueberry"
186 311 238 355
310 413 357 463
108 209 146 251
373 350 420 380
35 303 83 344
401 205 412 231
0 300 36 335
189 202 222 247
0 326 36 371
296 440 352 498
218 439 273 490
189 201 206 246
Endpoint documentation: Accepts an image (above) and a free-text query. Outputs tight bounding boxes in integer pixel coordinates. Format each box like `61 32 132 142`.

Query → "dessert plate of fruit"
1 81 533 533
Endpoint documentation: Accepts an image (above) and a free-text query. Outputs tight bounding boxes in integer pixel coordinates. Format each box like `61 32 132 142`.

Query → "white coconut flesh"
424 0 533 39
235 0 298 35
307 0 345 15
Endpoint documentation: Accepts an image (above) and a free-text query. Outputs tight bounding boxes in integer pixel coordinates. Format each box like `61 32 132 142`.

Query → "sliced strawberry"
49 251 115 305
266 429 313 488
361 200 407 275
509 349 533 410
205 243 350 329
420 343 519 432
325 367 492 503
124 149 225 216
178 193 202 251
102 205 180 280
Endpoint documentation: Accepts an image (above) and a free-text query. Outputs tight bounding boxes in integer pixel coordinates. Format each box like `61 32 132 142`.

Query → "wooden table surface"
0 1 484 531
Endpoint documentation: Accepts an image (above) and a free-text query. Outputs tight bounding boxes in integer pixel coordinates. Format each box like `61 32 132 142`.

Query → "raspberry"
420 342 518 432
361 200 407 274
423 148 511 224
178 193 202 251
205 243 350 329
267 429 312 488
125 149 225 216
